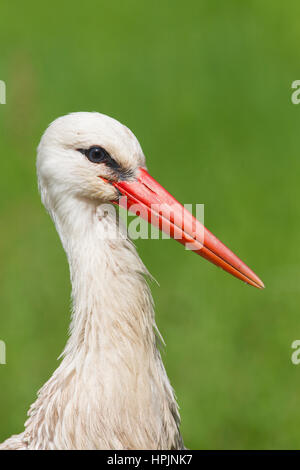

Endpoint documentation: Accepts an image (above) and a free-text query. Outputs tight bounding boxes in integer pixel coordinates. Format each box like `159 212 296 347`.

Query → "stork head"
37 112 144 206
37 112 264 289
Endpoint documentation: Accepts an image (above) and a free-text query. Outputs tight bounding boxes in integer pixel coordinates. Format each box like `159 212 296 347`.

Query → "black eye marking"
77 146 134 180
78 146 119 168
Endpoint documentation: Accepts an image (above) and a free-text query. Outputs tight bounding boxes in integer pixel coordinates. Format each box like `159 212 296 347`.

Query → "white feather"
0 113 183 450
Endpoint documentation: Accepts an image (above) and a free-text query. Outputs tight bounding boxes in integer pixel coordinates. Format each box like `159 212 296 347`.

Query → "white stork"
0 112 264 450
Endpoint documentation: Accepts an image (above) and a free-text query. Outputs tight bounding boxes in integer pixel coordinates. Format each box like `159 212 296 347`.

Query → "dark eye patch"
78 146 119 168
77 146 133 180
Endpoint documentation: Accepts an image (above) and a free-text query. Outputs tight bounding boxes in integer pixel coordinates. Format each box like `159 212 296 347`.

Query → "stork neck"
53 197 157 361
25 197 182 449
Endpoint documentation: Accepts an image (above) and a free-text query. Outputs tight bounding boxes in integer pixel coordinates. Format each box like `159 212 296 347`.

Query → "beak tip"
250 276 265 289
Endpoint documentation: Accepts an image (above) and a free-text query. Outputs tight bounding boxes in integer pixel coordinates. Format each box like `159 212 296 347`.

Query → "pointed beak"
113 168 264 289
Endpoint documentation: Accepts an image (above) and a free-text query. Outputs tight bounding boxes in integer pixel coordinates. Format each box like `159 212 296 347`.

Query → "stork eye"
77 145 131 178
85 146 110 164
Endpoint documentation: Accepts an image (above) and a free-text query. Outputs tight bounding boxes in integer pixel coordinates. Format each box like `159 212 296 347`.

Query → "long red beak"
113 168 264 289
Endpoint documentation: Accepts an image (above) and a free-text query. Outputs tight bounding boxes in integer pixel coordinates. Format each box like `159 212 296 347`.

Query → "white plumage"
1 113 183 450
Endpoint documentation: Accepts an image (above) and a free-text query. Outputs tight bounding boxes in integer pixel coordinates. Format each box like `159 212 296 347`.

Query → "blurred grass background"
0 0 300 449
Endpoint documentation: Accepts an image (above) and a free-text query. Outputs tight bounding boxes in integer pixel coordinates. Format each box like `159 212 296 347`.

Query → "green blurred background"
0 0 300 449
